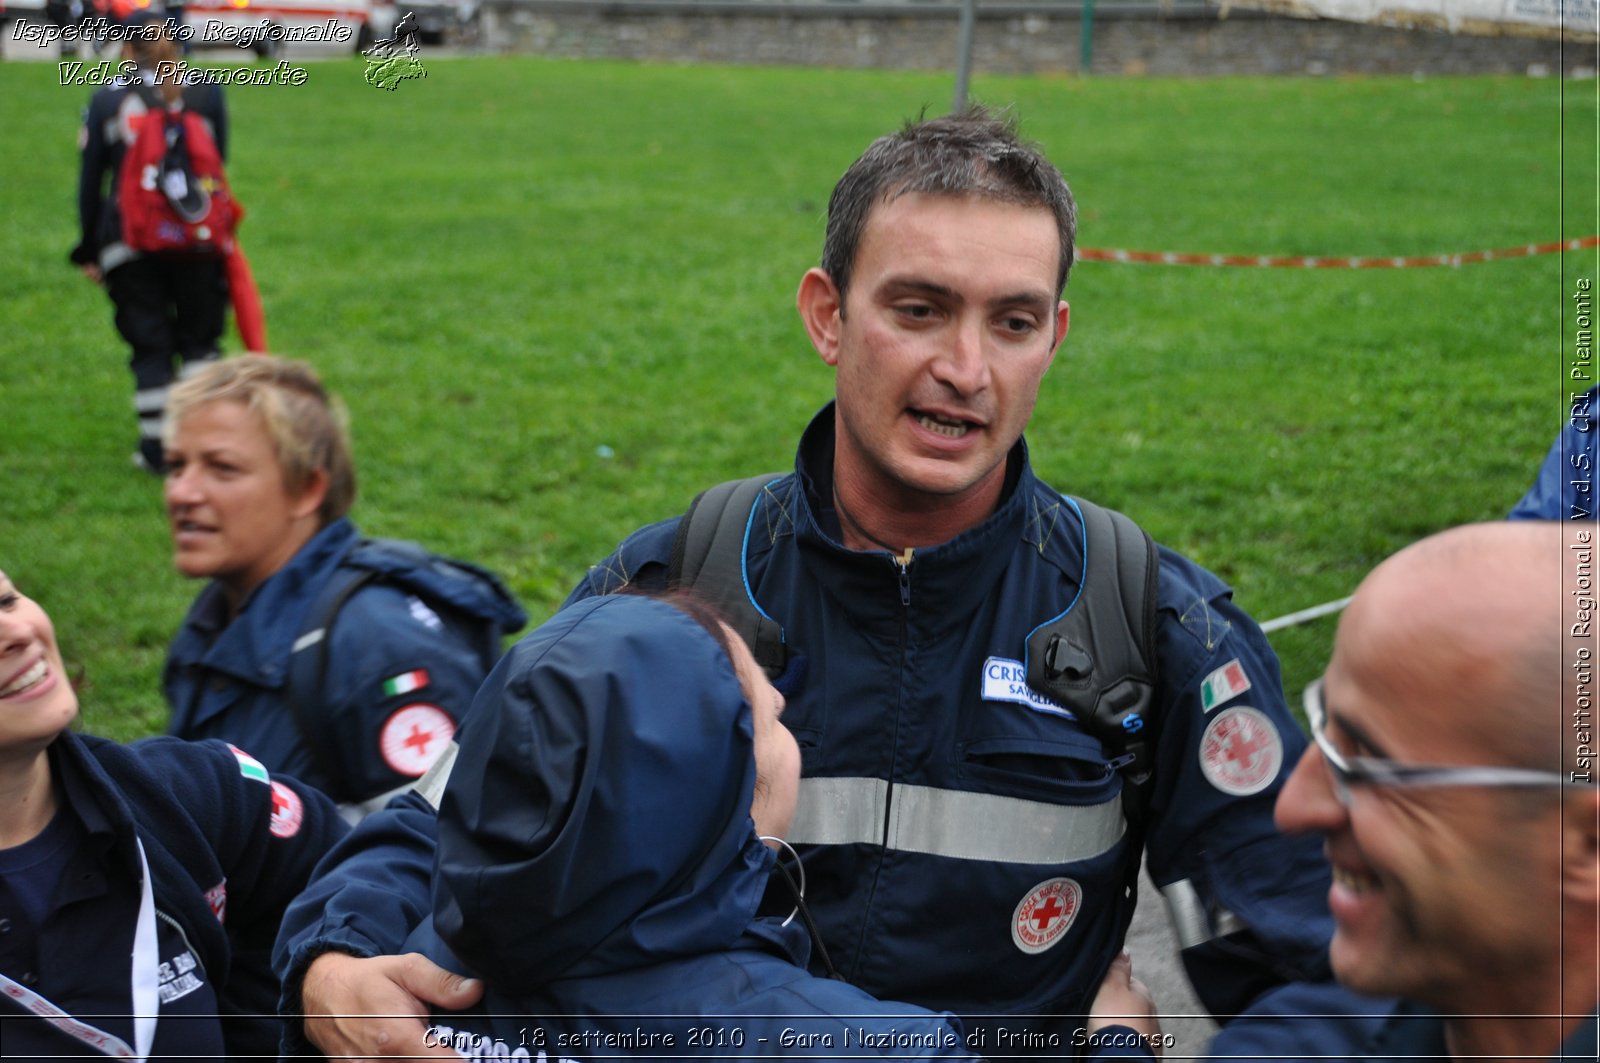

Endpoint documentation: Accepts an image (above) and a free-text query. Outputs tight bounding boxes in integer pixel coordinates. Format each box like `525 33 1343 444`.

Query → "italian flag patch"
1200 659 1253 713
228 744 270 785
383 669 430 697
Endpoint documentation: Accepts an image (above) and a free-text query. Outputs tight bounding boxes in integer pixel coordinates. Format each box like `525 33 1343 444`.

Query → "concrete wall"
477 2 1593 77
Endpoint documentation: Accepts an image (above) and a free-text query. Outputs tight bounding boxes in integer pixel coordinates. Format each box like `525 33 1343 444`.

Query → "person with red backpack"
70 9 230 474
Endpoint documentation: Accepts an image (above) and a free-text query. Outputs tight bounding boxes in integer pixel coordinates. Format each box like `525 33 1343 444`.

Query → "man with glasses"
1212 520 1597 1062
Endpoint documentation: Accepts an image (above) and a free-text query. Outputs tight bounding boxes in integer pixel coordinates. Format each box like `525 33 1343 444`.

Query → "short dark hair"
821 104 1078 302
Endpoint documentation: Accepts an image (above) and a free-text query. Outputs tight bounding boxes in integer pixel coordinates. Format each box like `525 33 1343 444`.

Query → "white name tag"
981 656 1074 718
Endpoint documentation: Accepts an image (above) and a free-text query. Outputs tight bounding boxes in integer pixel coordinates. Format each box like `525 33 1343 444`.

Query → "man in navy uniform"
275 107 1333 1057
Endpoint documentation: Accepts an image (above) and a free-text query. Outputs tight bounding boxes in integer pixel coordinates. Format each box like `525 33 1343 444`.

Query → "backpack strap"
1025 496 1161 784
1025 496 1161 958
667 474 790 679
284 561 382 794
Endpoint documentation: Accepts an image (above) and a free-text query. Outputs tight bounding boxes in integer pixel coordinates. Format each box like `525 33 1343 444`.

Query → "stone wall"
477 1 1594 77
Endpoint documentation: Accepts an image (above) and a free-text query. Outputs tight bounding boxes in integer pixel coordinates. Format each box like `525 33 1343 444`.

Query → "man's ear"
1045 300 1071 371
291 468 330 523
796 268 845 368
1560 786 1599 905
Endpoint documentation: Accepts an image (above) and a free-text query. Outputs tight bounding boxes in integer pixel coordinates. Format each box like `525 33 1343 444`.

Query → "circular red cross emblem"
269 780 303 839
380 704 455 777
1199 705 1283 796
1011 877 1082 954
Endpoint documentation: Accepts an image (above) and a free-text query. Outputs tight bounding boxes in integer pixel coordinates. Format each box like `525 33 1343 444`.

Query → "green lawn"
4 55 1596 739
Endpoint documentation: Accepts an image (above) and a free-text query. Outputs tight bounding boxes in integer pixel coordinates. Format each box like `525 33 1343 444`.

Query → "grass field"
4 54 1596 741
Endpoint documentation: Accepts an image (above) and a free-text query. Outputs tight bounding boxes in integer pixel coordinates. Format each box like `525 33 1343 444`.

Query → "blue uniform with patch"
397 595 978 1061
0 731 345 1058
165 517 526 813
275 405 1332 1050
1207 982 1598 1063
1510 385 1599 521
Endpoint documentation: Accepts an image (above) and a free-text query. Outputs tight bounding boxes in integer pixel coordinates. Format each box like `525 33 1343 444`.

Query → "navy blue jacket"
1208 983 1598 1062
0 731 345 1058
399 595 976 1060
276 406 1332 1050
1510 385 1599 521
165 518 526 813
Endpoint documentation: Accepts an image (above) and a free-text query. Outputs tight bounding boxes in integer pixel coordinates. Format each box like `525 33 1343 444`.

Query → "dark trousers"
105 253 227 465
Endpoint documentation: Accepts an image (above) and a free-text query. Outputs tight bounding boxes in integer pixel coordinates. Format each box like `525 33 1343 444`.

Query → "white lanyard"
0 838 160 1060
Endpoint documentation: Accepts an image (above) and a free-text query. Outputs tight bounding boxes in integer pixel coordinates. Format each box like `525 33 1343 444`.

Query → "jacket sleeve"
1509 386 1597 521
207 84 228 161
73 92 111 264
1139 548 1334 1017
272 789 441 1054
127 737 348 1035
318 585 493 807
135 736 347 927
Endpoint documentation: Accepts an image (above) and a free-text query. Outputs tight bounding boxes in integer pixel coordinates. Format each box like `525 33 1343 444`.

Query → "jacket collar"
789 403 1043 631
46 732 140 901
169 518 360 688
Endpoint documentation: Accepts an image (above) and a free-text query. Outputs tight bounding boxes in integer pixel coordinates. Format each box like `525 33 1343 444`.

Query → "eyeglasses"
1302 678 1584 805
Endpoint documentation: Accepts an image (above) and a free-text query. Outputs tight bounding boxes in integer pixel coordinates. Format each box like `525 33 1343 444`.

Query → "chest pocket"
959 716 1119 805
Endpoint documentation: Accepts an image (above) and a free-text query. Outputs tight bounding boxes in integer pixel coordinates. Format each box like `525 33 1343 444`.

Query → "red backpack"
119 98 243 255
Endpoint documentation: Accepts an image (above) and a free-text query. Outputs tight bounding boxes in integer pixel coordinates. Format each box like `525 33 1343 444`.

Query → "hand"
301 951 484 1060
1088 950 1162 1053
79 263 104 285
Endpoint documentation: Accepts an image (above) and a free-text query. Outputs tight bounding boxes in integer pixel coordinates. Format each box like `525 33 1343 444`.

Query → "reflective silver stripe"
138 418 164 439
1161 878 1245 949
290 628 325 654
412 741 459 810
788 776 888 847
787 776 1125 865
134 387 168 414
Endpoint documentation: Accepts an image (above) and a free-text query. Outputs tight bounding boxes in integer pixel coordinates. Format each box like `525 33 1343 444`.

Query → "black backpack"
285 537 528 791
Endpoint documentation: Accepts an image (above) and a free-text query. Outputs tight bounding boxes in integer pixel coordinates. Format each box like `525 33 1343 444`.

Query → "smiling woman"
0 570 346 1059
158 356 525 817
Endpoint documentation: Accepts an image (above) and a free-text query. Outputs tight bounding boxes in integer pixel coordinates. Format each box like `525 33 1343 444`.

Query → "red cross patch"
379 703 455 778
204 881 227 923
1011 877 1082 954
1199 705 1283 796
268 781 303 839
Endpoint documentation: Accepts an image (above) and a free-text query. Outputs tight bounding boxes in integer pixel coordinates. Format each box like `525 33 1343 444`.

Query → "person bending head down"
401 592 978 1058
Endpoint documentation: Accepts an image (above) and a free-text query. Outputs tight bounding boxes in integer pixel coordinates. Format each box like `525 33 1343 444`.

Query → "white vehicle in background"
179 0 397 57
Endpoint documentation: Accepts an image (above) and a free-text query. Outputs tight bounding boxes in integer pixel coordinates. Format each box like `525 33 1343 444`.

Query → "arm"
271 789 477 1056
72 93 110 272
129 737 350 1050
209 85 227 161
1509 387 1597 521
1141 549 1334 1016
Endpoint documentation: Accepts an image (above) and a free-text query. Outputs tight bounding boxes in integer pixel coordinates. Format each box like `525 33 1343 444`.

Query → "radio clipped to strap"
1024 497 1160 783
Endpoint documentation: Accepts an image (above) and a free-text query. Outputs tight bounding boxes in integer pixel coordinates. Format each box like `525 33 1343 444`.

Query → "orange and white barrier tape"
1076 235 1600 268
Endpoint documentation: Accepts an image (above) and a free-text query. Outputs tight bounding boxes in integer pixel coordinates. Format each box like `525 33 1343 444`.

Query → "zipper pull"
895 548 913 607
